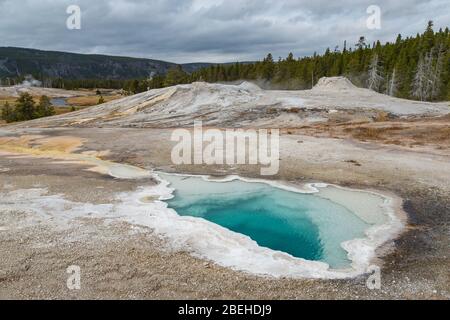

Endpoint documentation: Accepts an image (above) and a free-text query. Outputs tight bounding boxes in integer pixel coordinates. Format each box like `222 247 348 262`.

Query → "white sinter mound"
15 77 450 128
311 76 358 91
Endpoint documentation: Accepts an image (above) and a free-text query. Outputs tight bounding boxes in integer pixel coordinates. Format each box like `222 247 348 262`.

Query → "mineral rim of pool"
159 173 389 269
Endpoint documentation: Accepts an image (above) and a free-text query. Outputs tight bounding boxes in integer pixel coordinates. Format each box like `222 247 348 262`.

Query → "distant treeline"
191 21 449 101
2 22 449 101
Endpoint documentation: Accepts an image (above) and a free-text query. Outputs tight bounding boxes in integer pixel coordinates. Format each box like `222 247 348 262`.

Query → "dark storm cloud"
0 0 448 63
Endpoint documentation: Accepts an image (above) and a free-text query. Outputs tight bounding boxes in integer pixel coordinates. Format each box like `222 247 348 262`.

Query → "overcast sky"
0 0 448 63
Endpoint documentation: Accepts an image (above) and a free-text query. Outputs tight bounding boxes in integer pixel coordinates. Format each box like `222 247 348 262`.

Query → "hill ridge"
0 47 214 80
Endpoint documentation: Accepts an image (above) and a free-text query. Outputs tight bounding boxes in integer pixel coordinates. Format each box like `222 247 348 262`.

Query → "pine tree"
164 66 187 87
423 20 435 50
1 102 15 123
129 79 140 94
98 96 105 104
36 95 55 117
355 36 367 50
261 53 275 80
287 52 294 61
15 92 36 121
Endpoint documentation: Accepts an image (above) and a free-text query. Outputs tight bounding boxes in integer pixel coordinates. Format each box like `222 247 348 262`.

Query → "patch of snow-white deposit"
0 168 405 279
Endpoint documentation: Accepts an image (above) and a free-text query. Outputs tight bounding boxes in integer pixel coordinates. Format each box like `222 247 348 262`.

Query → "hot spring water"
160 173 382 269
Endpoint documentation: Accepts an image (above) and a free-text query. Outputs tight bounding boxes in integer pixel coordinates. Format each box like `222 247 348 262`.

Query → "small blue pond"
160 173 372 269
50 98 68 106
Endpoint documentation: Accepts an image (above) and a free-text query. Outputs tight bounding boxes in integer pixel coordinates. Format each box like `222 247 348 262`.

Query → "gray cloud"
0 0 448 63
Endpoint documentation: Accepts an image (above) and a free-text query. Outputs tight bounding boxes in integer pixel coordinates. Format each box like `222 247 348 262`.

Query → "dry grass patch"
374 111 391 122
351 127 384 140
438 127 450 140
384 139 404 146
0 97 17 106
66 95 122 107
265 107 278 114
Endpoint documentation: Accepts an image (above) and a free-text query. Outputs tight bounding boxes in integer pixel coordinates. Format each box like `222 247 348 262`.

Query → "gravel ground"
0 127 448 299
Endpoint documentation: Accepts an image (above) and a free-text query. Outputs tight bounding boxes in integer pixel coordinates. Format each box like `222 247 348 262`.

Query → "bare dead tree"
430 44 445 100
387 68 398 97
367 53 384 92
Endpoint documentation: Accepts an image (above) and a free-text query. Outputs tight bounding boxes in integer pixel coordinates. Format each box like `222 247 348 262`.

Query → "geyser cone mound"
312 76 358 91
11 77 450 129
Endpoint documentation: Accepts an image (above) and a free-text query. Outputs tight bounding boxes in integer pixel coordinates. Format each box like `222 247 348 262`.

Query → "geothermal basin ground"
0 78 449 299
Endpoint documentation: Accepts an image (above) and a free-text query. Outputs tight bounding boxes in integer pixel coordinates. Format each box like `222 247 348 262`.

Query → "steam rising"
21 75 42 87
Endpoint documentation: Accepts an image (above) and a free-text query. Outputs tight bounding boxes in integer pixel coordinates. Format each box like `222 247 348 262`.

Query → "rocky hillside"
0 47 212 80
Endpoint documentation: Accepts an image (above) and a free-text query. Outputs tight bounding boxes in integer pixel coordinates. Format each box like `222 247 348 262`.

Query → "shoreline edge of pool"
148 170 407 280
